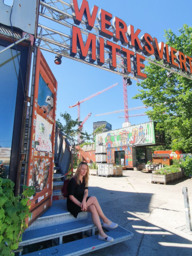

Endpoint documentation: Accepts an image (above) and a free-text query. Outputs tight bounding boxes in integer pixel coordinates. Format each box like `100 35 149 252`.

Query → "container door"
27 48 57 226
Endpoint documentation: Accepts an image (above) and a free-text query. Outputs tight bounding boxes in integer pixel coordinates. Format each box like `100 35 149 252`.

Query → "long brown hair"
75 162 89 187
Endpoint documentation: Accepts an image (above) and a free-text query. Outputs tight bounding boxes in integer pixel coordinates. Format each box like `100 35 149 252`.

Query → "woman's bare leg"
87 204 107 237
86 197 111 225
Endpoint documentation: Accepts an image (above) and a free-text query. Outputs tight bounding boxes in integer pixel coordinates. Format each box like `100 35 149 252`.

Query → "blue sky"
38 0 192 136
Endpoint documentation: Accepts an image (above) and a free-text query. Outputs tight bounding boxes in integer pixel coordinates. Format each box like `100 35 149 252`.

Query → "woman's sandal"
102 222 118 229
98 235 114 242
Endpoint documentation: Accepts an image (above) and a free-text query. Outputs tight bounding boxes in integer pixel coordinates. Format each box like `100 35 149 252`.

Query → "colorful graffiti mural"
96 122 155 148
96 122 155 166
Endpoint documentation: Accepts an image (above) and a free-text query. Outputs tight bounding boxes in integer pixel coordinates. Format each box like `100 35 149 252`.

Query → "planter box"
151 169 183 184
113 167 123 176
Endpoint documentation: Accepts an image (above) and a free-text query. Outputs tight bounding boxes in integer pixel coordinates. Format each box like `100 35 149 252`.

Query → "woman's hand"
81 200 87 211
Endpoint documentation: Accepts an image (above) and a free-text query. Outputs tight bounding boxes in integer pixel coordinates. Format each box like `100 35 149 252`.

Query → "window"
0 46 21 178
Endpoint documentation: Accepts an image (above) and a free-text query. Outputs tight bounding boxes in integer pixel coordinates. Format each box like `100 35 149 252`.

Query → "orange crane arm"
95 106 148 116
69 82 118 108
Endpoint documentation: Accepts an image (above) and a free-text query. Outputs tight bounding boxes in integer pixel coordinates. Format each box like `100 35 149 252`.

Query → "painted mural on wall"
96 122 155 166
35 114 53 152
29 157 50 193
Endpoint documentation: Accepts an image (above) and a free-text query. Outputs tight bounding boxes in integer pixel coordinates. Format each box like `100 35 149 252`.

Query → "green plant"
154 165 180 175
180 156 192 177
147 160 152 165
171 158 181 167
0 178 35 255
90 162 97 169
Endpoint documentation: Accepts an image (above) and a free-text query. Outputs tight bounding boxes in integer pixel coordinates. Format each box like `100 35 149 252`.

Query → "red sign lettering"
186 56 192 74
153 38 164 61
136 54 147 80
113 17 128 46
71 26 96 62
127 25 143 52
97 37 105 66
106 41 121 70
177 51 187 72
141 33 154 56
72 0 98 30
121 48 134 74
98 9 113 39
169 47 179 68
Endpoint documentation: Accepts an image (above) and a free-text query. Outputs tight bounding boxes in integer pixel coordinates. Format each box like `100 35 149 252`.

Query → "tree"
93 124 106 136
133 24 192 153
56 112 91 146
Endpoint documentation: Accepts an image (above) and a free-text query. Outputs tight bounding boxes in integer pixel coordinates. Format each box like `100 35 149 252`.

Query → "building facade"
93 121 112 132
95 121 165 169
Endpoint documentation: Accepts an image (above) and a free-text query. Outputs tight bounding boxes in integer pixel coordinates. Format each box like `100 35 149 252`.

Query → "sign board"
69 0 192 79
27 48 57 225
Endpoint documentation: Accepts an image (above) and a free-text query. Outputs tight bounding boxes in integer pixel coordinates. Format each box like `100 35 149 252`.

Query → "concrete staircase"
18 200 133 255
18 166 134 255
52 167 65 201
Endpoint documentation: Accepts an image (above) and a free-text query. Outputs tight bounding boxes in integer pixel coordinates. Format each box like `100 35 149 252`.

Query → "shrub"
180 156 192 177
171 158 181 167
0 178 35 255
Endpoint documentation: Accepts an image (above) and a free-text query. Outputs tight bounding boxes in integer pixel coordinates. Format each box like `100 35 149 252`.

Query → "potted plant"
151 165 183 184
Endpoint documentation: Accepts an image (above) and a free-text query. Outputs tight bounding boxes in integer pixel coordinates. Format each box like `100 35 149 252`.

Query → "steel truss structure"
37 0 192 81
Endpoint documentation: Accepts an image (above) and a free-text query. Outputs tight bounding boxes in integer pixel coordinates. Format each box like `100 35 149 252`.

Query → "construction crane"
117 52 140 123
69 82 118 122
78 112 92 143
118 113 147 118
69 82 118 143
80 112 92 129
95 105 148 117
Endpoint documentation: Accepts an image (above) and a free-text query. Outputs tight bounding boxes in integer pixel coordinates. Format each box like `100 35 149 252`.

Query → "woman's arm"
81 189 88 211
82 189 88 202
69 195 82 207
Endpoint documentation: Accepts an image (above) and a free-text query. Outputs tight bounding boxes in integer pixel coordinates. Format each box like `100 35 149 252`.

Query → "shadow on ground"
84 186 192 256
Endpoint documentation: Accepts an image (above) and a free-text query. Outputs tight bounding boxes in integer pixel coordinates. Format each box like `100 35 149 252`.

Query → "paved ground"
84 170 192 256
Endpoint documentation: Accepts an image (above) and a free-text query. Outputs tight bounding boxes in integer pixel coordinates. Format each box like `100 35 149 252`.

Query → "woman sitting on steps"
67 161 118 242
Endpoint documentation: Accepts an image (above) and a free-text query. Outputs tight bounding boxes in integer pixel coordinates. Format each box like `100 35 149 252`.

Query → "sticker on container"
46 192 48 197
33 119 36 126
43 205 47 210
47 184 49 189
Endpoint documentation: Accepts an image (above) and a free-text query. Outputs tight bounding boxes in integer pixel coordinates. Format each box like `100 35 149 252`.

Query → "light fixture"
54 54 62 65
126 77 132 85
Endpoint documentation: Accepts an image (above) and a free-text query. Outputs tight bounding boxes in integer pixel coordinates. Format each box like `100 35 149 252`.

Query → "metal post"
59 236 62 245
182 187 192 231
0 34 30 54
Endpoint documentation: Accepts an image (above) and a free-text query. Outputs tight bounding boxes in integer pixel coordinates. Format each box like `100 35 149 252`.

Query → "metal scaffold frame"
36 0 192 81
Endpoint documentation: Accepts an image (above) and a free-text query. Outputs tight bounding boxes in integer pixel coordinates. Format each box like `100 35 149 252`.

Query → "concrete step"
20 219 96 247
53 181 63 191
53 173 64 180
52 190 63 201
27 200 88 231
23 226 134 256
